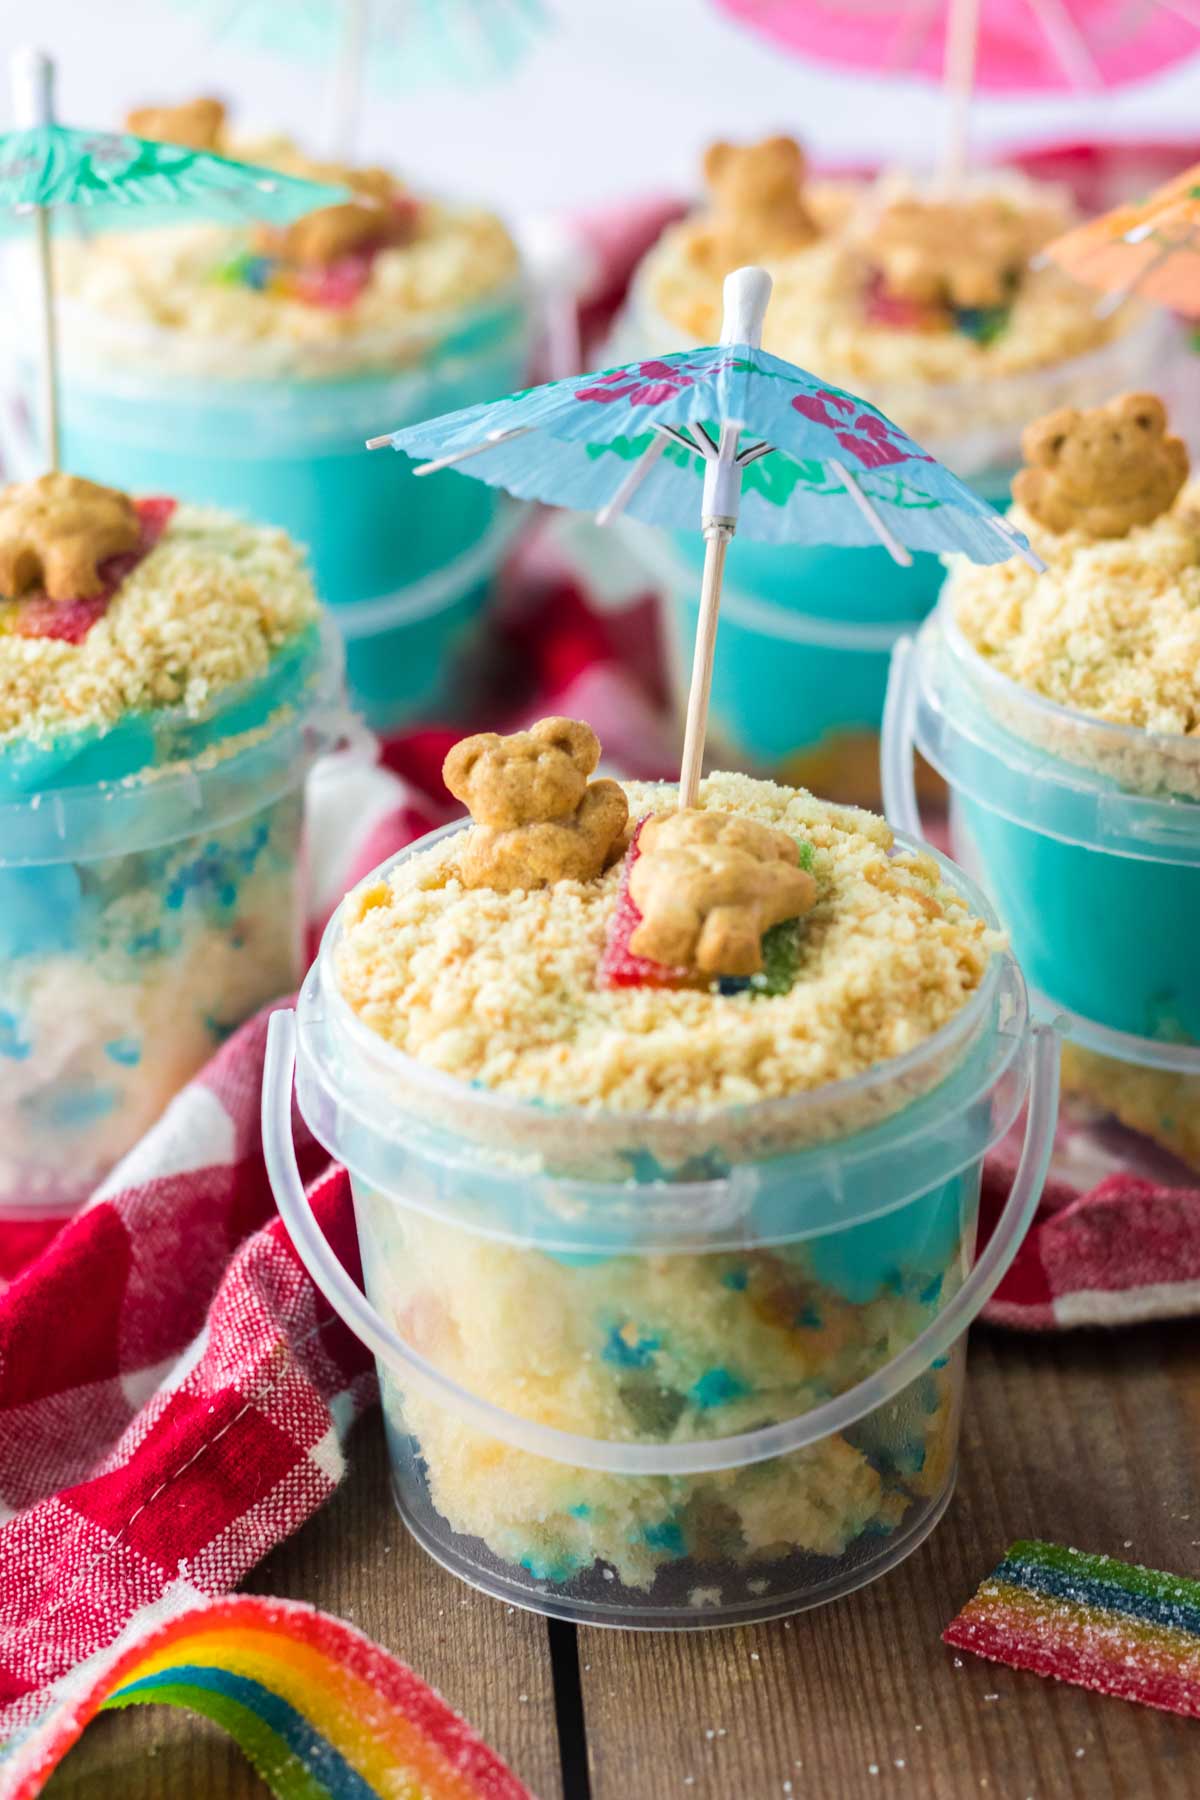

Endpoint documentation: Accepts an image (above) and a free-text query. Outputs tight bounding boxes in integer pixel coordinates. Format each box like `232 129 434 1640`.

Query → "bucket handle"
882 635 923 841
264 1009 1059 1478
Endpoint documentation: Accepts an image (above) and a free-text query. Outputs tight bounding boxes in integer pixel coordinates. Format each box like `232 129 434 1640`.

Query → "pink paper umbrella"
715 0 1200 176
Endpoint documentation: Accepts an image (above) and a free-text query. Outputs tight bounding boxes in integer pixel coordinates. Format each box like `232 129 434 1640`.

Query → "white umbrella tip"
720 266 773 350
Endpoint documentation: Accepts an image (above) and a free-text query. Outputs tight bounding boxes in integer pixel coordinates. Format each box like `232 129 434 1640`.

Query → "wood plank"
578 1323 1200 1800
46 1411 563 1800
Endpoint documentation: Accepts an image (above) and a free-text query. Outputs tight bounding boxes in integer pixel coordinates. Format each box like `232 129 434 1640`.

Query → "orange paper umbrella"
1040 164 1200 318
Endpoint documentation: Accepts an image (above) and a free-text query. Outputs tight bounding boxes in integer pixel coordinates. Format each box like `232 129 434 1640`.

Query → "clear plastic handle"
264 1010 1059 1477
882 634 923 842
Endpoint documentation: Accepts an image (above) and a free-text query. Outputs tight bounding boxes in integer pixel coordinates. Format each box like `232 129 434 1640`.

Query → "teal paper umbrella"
370 266 1042 804
174 0 551 155
1 47 349 471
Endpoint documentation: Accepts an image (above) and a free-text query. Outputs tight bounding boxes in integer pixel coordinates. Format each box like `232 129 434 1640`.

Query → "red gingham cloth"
1 156 1198 1785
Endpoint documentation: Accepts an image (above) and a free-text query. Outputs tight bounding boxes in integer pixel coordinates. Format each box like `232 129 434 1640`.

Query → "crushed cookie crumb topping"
948 474 1200 737
0 502 320 746
335 772 997 1116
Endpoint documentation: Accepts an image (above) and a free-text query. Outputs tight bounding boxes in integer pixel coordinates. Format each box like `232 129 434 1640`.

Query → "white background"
4 0 1200 212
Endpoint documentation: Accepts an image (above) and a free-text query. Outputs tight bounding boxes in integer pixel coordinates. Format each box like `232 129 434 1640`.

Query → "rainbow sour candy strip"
598 817 813 995
944 1539 1200 1718
10 1595 533 1800
599 818 697 990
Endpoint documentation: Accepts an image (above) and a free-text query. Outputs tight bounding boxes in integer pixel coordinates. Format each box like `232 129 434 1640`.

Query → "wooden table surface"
47 1321 1200 1800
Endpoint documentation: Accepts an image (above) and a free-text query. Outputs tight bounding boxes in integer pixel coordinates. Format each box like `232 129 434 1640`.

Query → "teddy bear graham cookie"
442 718 819 981
443 717 630 892
1012 391 1188 539
0 473 142 602
628 809 817 978
686 135 819 277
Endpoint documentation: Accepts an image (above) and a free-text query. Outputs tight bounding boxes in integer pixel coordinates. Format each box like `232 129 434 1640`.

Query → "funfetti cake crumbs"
947 489 1200 737
0 504 320 746
335 772 997 1116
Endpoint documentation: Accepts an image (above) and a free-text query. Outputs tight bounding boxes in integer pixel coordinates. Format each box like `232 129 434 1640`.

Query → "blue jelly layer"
661 587 897 771
799 1170 968 1305
661 474 1012 772
958 793 1200 1044
671 533 945 627
55 302 530 608
668 474 1012 624
0 621 323 801
343 573 491 734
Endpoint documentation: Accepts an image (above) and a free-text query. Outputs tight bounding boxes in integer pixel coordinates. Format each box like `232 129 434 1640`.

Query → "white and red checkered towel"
1 155 1199 1783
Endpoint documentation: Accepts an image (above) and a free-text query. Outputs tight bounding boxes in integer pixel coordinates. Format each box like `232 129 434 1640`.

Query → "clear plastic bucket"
0 290 532 612
0 624 354 1218
334 503 524 734
884 623 1200 1165
887 621 1200 1040
262 821 1057 1629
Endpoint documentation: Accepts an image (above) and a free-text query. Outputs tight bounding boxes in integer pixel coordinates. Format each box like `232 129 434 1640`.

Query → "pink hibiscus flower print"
792 389 931 470
575 359 701 408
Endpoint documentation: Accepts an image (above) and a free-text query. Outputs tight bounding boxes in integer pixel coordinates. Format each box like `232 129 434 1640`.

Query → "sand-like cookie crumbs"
947 490 1200 736
335 772 998 1116
645 173 1124 392
0 504 320 745
42 135 520 379
51 204 517 344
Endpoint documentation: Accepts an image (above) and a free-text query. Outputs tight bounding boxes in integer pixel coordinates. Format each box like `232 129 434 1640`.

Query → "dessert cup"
615 256 1173 532
1 619 348 1217
336 503 523 733
611 265 1173 799
889 621 1200 1042
264 821 1056 1629
885 624 1200 1163
1 290 529 604
1 243 531 726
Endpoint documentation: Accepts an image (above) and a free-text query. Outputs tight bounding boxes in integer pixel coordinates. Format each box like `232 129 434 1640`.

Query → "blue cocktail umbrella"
370 265 1040 804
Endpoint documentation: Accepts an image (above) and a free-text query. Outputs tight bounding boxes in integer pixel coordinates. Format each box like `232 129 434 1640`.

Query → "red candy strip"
598 818 700 990
291 252 374 310
260 193 422 312
948 1612 1200 1719
863 272 950 334
12 496 176 644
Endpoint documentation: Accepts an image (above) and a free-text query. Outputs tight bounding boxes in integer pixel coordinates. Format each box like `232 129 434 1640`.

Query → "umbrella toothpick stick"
368 281 1041 780
678 265 772 810
328 0 367 162
12 47 60 473
941 0 981 186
